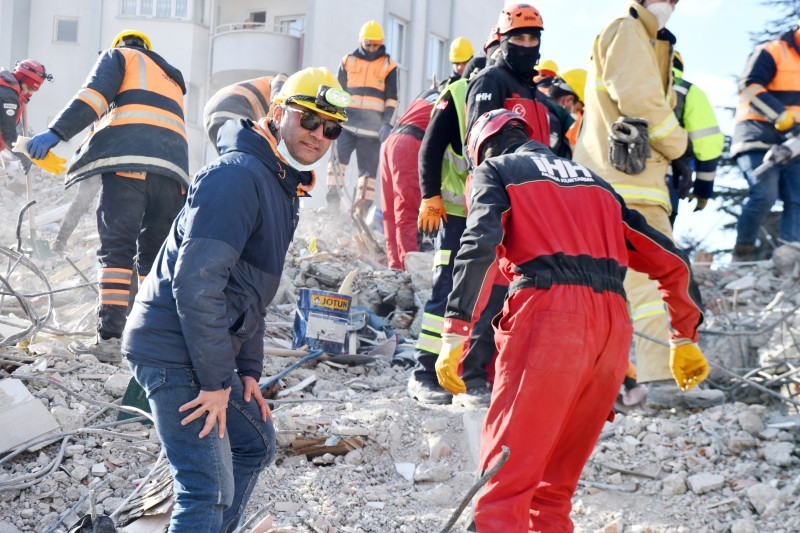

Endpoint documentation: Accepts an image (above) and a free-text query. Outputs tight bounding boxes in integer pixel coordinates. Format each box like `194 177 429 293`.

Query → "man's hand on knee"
179 387 231 438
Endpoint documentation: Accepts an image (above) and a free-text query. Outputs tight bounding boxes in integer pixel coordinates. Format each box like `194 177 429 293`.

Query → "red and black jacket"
446 142 704 341
0 69 23 151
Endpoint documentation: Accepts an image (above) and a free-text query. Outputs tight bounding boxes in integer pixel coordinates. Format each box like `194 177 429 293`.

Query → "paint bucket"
292 289 351 354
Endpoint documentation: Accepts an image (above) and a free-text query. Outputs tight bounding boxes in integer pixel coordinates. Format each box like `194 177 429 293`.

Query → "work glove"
669 341 710 391
418 195 447 239
671 156 694 200
379 123 393 143
27 130 61 160
435 318 470 395
774 110 796 132
12 136 67 175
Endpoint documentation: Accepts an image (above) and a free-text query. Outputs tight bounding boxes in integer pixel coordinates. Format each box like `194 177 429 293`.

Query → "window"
276 15 304 36
425 35 445 84
250 10 266 23
385 16 406 65
120 0 137 15
55 18 79 43
193 0 206 24
186 84 200 125
118 0 189 19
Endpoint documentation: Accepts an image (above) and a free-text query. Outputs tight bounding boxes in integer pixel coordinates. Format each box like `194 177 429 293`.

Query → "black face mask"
501 40 540 78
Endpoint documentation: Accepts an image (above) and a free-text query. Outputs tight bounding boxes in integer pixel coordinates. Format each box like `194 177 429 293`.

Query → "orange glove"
418 195 447 238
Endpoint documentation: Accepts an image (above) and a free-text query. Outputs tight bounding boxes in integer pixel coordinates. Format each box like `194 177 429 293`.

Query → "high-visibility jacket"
49 45 189 188
203 76 274 144
338 46 398 138
437 79 469 217
0 69 24 152
573 2 688 211
673 68 724 198
732 30 800 157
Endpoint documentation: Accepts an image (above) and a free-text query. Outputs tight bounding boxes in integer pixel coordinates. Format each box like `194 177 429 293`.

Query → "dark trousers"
336 129 380 178
96 172 184 338
412 214 467 381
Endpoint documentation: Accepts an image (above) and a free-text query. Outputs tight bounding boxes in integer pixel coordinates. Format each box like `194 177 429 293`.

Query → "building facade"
0 0 502 178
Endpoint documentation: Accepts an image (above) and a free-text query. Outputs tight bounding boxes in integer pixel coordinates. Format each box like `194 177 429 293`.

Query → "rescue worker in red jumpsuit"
436 109 710 531
0 59 51 170
379 87 439 270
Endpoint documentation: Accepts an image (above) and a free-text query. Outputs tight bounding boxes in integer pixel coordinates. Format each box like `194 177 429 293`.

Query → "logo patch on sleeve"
3 103 18 109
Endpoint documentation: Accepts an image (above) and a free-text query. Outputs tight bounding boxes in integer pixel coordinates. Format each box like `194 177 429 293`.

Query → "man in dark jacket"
121 67 349 531
436 109 708 531
27 30 188 360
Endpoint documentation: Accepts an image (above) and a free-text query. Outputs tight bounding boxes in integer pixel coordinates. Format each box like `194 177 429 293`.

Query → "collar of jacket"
628 1 659 38
217 118 311 199
781 29 800 58
657 28 677 45
0 69 21 95
493 55 537 86
354 45 387 61
117 45 187 94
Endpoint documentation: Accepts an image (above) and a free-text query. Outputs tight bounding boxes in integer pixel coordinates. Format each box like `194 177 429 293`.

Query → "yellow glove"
418 195 447 238
774 110 796 132
669 342 709 391
436 332 467 395
31 152 67 175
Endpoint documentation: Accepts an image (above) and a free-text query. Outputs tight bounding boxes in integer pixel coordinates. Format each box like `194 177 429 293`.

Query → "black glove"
671 157 694 200
379 123 392 143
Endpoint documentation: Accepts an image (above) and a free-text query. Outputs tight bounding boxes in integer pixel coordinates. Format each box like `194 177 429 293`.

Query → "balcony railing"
214 22 303 38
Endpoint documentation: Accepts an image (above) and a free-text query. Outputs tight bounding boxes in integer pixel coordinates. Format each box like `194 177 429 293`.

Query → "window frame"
275 14 304 36
54 17 80 44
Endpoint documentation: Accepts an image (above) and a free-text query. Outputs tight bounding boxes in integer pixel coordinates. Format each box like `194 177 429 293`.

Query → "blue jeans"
736 151 800 246
129 362 275 532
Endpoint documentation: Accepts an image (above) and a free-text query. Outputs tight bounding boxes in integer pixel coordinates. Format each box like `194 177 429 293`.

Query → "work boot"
69 335 123 363
732 243 757 262
407 374 452 405
452 384 492 408
325 186 342 213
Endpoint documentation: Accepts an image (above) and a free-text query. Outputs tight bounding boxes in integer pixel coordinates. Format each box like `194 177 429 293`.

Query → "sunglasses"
283 105 343 140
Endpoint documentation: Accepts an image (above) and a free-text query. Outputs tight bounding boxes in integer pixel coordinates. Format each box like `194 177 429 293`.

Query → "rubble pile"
0 193 799 531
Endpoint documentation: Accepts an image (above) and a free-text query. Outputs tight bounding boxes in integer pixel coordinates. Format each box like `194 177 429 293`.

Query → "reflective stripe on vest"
612 184 671 208
736 38 800 124
76 87 109 118
435 79 469 217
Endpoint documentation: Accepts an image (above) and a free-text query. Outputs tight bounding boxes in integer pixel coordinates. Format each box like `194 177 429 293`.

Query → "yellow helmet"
273 67 350 121
538 58 559 77
557 68 588 103
359 20 384 42
449 37 474 63
111 29 152 51
673 50 684 74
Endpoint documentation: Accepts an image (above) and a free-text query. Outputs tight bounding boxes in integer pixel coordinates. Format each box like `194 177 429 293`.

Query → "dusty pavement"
0 165 799 532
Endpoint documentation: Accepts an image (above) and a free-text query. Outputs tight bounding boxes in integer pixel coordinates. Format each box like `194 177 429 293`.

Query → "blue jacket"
122 119 310 391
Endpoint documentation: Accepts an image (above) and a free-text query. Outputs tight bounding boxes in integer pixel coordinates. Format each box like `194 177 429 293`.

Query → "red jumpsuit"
445 142 704 532
379 88 438 270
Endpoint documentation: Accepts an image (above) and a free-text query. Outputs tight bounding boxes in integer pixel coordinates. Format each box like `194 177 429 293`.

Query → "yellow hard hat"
558 68 588 103
111 29 152 51
673 50 684 74
359 20 384 42
538 58 559 76
449 37 474 63
273 67 350 122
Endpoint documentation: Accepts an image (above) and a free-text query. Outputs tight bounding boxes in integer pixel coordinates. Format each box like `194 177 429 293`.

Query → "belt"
393 123 425 141
510 254 627 297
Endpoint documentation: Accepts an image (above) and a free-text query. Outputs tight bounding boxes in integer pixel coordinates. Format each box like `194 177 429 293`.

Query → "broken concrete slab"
0 378 60 454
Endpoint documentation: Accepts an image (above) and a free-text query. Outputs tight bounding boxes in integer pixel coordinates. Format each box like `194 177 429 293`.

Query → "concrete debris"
1 198 800 531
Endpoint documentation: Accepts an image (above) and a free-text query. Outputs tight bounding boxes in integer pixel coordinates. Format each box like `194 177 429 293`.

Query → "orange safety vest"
735 37 800 124
343 54 397 115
